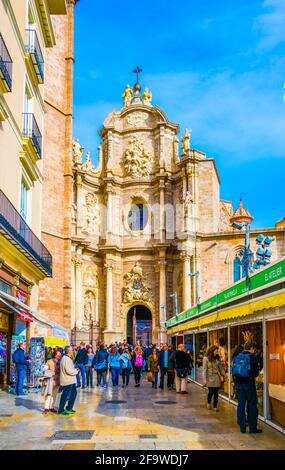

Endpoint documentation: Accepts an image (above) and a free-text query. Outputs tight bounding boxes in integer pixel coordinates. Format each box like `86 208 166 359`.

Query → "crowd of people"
11 338 263 433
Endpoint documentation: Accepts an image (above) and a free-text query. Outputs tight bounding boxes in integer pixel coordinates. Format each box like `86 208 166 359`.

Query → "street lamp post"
188 271 200 305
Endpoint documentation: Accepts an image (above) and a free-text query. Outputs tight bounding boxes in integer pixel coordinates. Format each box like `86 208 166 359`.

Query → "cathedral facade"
71 82 285 345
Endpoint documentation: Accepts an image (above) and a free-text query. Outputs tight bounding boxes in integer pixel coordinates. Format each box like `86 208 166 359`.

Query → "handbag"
147 371 153 382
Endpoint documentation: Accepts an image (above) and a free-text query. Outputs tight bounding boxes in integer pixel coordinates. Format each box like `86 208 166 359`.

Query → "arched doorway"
127 305 152 345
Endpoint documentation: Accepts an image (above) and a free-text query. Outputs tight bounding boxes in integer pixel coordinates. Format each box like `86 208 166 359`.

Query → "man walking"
158 344 170 390
58 346 79 416
12 341 30 396
174 344 191 394
74 342 88 388
232 341 262 434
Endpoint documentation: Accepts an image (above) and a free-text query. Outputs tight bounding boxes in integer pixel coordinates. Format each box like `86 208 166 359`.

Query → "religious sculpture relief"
71 202 77 224
122 84 133 108
184 191 194 217
142 87 152 106
72 138 84 164
181 128 191 153
122 262 153 304
83 290 95 324
83 266 98 288
82 192 99 234
122 136 153 178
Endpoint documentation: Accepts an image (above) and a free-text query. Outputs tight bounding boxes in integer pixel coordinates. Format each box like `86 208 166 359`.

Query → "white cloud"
254 0 285 49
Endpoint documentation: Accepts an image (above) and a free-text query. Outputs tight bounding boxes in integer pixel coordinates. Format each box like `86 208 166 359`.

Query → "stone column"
106 189 113 237
159 179 165 242
182 252 192 311
159 256 167 343
74 256 83 329
71 256 76 329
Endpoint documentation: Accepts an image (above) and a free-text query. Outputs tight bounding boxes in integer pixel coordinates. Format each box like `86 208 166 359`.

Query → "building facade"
0 0 71 386
71 82 285 345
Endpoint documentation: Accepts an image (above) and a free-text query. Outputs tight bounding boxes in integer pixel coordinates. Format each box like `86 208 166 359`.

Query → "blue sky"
73 0 285 228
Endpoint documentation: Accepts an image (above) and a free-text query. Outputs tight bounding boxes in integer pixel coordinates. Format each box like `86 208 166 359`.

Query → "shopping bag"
147 371 153 382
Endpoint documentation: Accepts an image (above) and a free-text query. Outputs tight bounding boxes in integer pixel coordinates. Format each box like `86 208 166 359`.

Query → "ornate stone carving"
127 111 148 128
81 152 94 172
72 256 82 266
181 128 191 153
71 202 77 223
184 191 193 217
122 136 153 178
83 290 95 323
122 262 153 303
83 266 98 288
122 84 133 108
82 192 99 234
73 138 84 164
142 87 152 106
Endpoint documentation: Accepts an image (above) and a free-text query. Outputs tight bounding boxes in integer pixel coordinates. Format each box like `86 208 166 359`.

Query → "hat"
244 341 256 350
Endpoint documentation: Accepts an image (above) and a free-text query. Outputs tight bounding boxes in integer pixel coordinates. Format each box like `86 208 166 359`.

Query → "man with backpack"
231 341 262 434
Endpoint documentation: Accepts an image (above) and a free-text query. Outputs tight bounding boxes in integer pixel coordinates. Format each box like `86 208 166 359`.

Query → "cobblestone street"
0 377 284 450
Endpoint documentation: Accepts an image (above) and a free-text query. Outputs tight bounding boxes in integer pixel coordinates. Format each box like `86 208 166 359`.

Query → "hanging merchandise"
29 337 45 386
9 335 26 384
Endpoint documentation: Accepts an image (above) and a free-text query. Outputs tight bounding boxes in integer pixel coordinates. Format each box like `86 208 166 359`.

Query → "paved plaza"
0 377 284 451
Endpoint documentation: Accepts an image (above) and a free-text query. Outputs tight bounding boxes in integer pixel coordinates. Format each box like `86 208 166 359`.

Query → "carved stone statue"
122 84 133 108
122 136 153 178
83 291 95 323
71 202 77 224
73 138 84 164
142 87 152 106
181 128 191 153
82 192 99 234
82 152 94 172
184 191 193 216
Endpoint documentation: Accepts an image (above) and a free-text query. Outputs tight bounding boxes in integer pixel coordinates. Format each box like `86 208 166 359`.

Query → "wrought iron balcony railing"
0 190 52 276
26 29 44 83
0 33 12 91
23 113 42 158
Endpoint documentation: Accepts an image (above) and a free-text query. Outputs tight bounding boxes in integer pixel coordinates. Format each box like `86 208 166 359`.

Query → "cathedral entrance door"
127 305 152 346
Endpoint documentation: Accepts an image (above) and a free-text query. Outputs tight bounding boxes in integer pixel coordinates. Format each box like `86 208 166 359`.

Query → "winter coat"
147 354 159 373
12 348 29 370
158 350 172 369
75 348 88 365
95 349 108 370
173 350 191 370
42 358 60 396
202 356 225 388
60 355 78 386
108 353 121 369
120 353 132 370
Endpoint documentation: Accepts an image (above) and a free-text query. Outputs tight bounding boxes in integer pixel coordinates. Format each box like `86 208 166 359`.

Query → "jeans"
134 366 142 384
236 381 258 432
160 367 168 388
208 387 219 408
85 366 93 387
58 384 77 413
16 368 26 395
152 371 158 387
122 368 131 386
97 370 107 385
76 363 86 387
110 367 120 386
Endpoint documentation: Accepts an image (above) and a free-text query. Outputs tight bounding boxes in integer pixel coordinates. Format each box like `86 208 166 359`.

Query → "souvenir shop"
167 259 285 434
0 287 69 388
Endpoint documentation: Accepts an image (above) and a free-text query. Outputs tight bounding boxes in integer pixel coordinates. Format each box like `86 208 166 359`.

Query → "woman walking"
120 347 132 388
147 348 159 389
132 346 144 387
85 346 95 389
203 345 225 412
108 346 121 388
95 344 108 388
42 348 61 414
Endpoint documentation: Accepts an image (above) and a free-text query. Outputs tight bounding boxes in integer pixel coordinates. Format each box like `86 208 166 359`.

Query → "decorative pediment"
122 262 153 304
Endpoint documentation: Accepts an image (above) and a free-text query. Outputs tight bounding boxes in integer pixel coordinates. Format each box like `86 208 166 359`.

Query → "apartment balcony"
0 190 52 277
25 29 44 84
23 113 42 159
0 33 12 94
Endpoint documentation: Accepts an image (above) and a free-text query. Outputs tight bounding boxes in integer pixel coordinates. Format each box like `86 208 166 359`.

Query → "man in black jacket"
235 341 261 434
74 342 88 388
174 344 191 394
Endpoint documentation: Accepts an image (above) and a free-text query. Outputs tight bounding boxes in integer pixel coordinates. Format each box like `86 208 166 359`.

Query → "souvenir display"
10 335 26 384
29 337 45 383
0 332 7 385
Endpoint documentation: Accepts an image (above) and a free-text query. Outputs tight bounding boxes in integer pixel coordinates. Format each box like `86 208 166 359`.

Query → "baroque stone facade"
71 84 285 345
